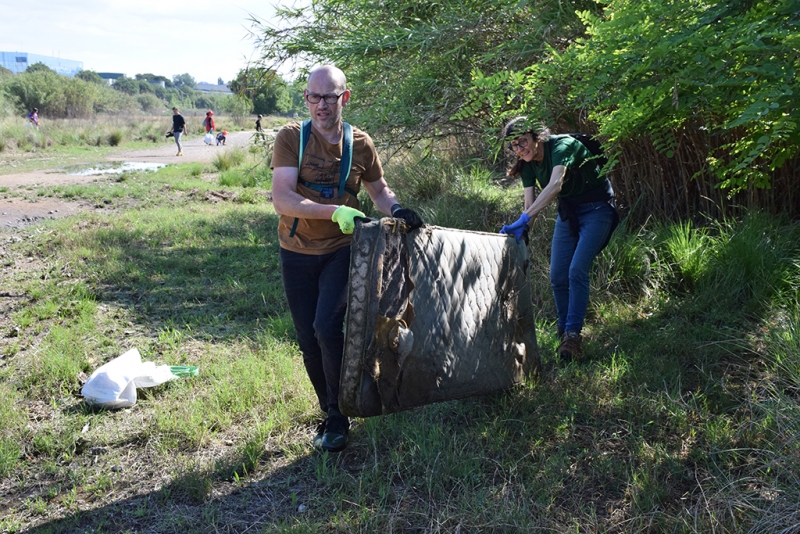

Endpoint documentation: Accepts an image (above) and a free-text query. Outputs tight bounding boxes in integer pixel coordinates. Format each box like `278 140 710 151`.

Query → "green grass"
1 150 799 532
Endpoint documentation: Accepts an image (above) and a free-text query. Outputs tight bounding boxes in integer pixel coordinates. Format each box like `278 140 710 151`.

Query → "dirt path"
0 131 266 229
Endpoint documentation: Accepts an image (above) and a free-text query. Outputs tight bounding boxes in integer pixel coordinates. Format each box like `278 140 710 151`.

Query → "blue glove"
500 212 531 243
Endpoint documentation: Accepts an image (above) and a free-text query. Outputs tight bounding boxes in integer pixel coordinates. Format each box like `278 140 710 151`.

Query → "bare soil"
0 130 261 229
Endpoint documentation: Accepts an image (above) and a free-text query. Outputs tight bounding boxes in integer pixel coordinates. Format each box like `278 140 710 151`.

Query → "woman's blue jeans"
280 246 351 414
550 201 615 334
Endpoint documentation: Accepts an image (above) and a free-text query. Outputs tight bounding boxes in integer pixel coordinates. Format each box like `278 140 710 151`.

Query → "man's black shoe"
320 413 349 452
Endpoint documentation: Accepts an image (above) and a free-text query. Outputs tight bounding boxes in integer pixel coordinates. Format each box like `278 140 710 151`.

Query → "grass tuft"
212 148 246 172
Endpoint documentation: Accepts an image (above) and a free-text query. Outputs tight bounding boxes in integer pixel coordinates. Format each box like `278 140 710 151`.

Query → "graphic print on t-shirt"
305 154 342 188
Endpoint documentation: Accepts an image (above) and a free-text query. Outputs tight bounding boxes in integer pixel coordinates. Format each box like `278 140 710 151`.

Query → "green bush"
107 130 124 147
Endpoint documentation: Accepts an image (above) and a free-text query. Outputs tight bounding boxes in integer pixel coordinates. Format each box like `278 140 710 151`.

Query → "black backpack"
553 133 608 170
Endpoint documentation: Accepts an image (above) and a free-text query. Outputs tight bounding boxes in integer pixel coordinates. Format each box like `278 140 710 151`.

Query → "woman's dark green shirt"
519 135 605 198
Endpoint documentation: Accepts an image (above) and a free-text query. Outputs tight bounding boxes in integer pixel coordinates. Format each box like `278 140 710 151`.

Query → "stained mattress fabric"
340 218 539 417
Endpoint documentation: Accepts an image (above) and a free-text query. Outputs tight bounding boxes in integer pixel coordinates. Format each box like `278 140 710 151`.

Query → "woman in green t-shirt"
500 117 618 361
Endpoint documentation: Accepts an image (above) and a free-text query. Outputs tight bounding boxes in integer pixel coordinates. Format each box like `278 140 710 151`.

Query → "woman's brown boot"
558 331 583 362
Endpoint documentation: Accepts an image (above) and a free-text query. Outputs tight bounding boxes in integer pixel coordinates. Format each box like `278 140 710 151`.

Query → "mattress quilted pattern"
340 218 539 417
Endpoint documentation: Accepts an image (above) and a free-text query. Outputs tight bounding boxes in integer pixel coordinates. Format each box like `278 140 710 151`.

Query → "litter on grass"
81 348 198 409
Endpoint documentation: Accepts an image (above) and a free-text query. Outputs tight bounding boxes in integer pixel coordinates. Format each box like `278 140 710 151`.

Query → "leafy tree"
4 70 104 118
76 70 105 85
172 73 196 90
137 93 164 112
218 77 225 85
137 80 155 94
229 67 292 115
112 76 140 95
152 84 167 99
462 0 799 191
250 0 601 148
25 62 55 74
221 94 255 126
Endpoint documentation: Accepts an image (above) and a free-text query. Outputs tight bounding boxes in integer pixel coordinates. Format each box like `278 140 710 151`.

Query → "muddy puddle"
52 161 167 176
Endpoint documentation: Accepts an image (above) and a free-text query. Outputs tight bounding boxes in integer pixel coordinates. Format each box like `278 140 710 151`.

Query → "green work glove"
331 205 366 234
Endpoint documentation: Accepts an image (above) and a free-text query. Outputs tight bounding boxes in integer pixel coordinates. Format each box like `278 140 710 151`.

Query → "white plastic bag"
81 348 177 409
204 132 214 144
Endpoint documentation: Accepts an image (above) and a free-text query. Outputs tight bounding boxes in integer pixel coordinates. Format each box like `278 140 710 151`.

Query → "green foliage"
575 0 798 190
75 70 105 85
136 93 164 113
229 67 295 115
220 95 254 128
25 62 56 74
465 0 800 190
172 73 197 90
5 70 93 118
251 0 601 148
111 75 139 95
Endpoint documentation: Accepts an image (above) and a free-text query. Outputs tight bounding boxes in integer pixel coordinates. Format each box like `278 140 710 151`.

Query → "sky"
0 0 296 84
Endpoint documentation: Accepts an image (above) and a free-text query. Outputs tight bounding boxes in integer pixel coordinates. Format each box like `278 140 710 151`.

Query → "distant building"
196 82 232 95
0 51 83 76
97 72 125 85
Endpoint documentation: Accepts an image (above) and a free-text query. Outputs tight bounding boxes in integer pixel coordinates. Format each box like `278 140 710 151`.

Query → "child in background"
216 130 227 146
26 108 39 127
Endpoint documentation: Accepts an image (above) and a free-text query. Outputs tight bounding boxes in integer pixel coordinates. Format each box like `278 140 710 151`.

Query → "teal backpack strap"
338 122 353 197
291 121 355 238
298 119 312 168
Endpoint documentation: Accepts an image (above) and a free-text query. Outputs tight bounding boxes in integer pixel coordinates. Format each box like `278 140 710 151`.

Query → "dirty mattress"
340 218 539 417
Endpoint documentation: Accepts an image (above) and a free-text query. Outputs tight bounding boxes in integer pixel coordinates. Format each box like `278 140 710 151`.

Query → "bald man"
271 65 423 452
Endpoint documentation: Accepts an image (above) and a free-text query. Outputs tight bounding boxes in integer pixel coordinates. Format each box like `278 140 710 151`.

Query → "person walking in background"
203 110 215 134
255 114 266 144
170 107 187 156
270 65 423 453
500 116 618 362
26 108 39 128
203 110 215 145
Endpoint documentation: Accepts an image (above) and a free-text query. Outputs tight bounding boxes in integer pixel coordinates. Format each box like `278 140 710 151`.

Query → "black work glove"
391 205 424 230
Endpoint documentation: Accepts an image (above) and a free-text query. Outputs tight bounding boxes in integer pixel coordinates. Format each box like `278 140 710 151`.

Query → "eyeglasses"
508 137 530 152
305 92 345 105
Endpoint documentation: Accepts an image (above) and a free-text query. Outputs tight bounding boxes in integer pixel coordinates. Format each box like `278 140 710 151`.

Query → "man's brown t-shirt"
271 122 384 255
